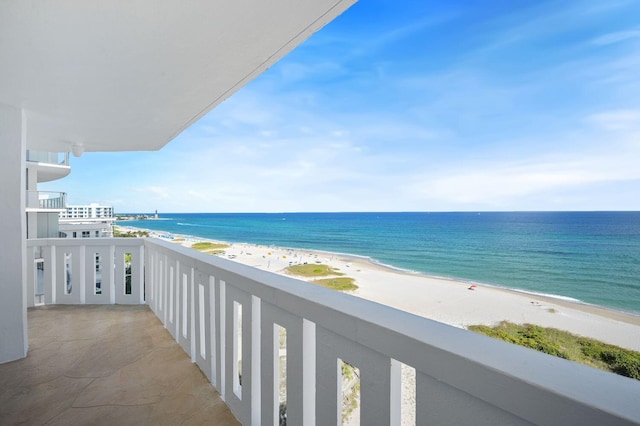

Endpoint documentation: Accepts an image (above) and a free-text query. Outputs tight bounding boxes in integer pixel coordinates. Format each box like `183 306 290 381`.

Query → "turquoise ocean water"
119 212 640 315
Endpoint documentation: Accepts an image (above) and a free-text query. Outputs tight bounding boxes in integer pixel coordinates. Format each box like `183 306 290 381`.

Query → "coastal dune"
123 227 640 352
216 239 640 352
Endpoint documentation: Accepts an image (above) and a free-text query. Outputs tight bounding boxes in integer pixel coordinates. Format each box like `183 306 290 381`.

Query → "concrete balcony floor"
0 305 239 425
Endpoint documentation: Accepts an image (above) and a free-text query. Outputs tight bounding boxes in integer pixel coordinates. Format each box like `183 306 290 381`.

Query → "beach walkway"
0 305 239 425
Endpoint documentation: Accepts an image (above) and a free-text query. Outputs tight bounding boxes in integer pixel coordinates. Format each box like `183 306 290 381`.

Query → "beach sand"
123 226 640 352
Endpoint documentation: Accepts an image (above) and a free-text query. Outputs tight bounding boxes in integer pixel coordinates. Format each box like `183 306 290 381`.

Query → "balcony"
26 150 70 166
25 150 71 182
25 190 67 212
23 237 640 425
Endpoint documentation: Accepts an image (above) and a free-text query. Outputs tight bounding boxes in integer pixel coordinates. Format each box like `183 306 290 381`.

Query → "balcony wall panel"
315 325 393 425
224 283 254 426
194 270 214 381
176 263 194 359
259 300 307 426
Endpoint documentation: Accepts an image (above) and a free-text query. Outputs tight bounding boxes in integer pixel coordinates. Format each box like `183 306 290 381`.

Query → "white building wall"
0 103 28 363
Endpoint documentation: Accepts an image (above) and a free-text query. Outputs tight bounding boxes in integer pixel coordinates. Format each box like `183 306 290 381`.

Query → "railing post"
138 243 145 304
109 244 116 304
316 326 340 425
209 275 218 388
26 245 36 308
251 295 261 426
390 359 402 426
219 280 226 401
44 244 56 304
302 319 316 426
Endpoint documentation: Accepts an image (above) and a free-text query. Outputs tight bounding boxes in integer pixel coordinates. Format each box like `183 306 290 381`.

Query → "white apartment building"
61 203 113 219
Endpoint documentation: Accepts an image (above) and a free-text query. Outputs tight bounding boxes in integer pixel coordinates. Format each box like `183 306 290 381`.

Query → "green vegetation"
469 321 640 380
190 241 230 254
285 263 343 277
314 277 358 292
341 362 361 423
286 263 357 292
114 227 149 238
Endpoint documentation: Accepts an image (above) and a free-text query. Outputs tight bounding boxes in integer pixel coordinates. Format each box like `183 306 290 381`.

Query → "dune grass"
314 277 358 292
286 264 343 277
191 241 230 252
469 321 640 380
286 264 356 291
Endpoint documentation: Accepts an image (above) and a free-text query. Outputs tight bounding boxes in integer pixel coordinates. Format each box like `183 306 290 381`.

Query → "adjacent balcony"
26 150 70 166
25 190 67 212
25 150 71 182
20 237 640 425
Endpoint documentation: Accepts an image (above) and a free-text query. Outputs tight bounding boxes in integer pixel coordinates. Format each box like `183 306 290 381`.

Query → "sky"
42 0 640 213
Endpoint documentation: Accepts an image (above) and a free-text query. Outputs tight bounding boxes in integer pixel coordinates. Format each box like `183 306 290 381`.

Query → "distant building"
60 203 114 219
59 203 115 238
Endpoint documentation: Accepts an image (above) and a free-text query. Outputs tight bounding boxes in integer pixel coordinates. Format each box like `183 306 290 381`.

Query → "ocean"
118 212 640 315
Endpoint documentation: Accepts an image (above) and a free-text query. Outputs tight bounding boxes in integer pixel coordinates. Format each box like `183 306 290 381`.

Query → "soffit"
0 0 356 152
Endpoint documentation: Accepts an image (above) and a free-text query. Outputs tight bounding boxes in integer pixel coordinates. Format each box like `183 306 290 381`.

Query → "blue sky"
43 0 640 213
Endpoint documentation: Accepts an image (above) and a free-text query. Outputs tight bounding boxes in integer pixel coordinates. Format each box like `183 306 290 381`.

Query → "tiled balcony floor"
0 305 239 425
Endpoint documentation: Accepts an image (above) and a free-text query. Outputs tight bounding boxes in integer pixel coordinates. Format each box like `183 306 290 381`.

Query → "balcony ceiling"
0 0 356 153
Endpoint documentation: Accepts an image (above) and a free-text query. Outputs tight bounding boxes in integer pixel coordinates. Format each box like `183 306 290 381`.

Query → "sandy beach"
121 226 640 352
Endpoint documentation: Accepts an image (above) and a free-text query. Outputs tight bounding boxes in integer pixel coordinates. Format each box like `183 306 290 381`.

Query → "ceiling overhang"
0 0 357 153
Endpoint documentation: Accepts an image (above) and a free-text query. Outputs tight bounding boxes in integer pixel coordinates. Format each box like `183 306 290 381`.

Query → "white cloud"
145 186 171 200
592 29 640 46
588 109 640 131
409 152 640 208
277 61 345 83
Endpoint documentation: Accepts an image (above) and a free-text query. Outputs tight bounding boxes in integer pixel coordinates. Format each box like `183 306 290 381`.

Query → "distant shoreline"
118 224 640 350
116 211 640 315
117 223 640 320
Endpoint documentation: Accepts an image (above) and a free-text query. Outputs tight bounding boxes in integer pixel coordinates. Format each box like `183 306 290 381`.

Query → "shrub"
469 321 640 380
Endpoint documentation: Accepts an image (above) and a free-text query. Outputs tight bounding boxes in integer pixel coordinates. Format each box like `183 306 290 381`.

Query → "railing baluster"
210 275 218 388
219 280 226 400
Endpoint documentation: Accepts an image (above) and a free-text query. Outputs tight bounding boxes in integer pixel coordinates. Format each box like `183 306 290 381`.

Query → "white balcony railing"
26 190 67 210
26 238 640 425
26 150 70 166
27 238 144 306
